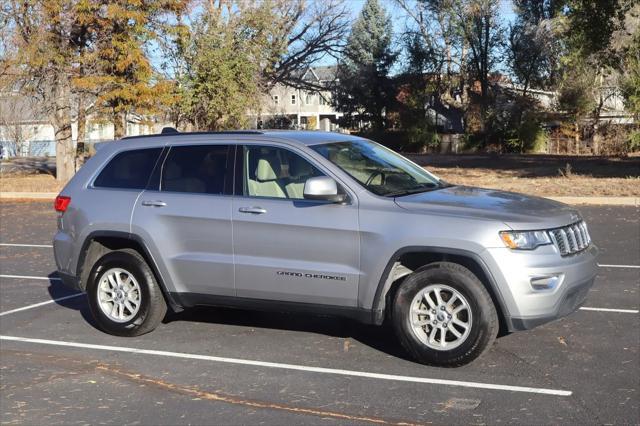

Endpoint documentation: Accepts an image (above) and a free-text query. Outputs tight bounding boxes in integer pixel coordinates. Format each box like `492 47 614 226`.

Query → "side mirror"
303 176 347 203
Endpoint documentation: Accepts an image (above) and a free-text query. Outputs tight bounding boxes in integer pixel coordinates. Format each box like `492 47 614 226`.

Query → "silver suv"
53 131 598 366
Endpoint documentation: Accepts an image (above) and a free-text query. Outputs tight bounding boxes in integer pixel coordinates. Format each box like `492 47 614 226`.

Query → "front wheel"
86 249 167 337
391 262 498 367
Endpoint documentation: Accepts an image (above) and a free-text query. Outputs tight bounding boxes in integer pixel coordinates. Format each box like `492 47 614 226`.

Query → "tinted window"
161 145 231 195
243 145 323 199
94 148 162 189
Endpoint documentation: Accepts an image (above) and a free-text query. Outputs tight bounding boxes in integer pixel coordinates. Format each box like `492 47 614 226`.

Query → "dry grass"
429 166 640 197
0 173 64 193
409 153 640 197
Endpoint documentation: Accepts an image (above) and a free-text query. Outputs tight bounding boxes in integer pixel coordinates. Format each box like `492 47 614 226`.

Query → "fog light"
530 275 561 291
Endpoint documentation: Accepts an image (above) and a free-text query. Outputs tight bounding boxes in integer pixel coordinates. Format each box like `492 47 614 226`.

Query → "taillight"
54 195 71 212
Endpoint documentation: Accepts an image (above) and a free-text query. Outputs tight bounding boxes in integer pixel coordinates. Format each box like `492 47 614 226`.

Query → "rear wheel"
392 262 498 366
86 249 166 337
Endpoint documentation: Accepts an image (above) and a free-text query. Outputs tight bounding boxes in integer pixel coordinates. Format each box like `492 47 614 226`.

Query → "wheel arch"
371 246 509 333
76 231 183 312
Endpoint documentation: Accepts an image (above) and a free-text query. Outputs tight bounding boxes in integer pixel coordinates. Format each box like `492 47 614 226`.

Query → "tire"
391 262 498 367
86 249 167 337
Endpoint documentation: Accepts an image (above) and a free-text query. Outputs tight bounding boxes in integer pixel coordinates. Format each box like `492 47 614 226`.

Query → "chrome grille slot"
574 224 585 249
549 221 591 256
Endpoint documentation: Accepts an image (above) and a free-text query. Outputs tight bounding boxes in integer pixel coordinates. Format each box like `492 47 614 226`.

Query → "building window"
319 93 329 106
273 95 279 105
291 94 296 105
305 92 314 105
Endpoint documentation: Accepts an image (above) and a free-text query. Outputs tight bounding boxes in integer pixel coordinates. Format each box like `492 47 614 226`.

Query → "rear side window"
161 145 232 195
94 148 162 190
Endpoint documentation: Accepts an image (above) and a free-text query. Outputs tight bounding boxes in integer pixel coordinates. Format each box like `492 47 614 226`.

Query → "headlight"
499 230 552 250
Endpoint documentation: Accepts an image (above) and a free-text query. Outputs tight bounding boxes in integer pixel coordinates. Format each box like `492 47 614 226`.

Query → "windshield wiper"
384 181 452 198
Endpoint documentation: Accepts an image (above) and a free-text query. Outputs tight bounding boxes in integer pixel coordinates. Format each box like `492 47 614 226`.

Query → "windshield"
312 140 446 197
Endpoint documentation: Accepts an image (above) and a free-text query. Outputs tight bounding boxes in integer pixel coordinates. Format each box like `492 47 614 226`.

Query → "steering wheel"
365 170 385 186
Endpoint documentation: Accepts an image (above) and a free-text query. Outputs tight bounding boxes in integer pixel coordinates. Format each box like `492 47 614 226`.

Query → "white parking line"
0 335 572 396
598 264 640 269
0 274 60 281
580 307 639 314
0 243 53 248
0 293 84 317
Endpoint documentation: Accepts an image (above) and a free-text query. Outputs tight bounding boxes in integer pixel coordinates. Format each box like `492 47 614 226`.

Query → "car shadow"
46 272 411 361
164 306 413 361
46 273 96 328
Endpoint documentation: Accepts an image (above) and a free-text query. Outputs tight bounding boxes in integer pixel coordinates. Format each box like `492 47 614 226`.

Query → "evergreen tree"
333 0 396 130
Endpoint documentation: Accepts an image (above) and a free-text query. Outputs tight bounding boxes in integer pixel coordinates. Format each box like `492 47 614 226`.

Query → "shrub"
406 126 440 153
518 114 548 153
628 130 640 153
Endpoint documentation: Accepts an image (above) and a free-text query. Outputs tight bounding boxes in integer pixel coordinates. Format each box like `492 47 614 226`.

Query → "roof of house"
309 66 337 82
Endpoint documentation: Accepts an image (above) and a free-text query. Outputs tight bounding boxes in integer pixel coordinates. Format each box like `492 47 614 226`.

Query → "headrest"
289 155 313 178
256 155 281 182
334 149 353 165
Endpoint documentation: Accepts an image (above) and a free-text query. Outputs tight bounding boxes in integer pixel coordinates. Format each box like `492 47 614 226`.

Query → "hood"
394 186 581 230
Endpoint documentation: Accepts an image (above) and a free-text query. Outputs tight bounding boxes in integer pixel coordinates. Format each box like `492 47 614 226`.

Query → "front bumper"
482 244 599 331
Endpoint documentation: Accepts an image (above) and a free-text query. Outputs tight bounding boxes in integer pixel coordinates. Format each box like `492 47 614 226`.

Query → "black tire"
391 262 498 367
86 249 167 337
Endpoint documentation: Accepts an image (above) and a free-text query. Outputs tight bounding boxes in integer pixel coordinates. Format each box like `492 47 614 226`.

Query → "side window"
94 148 162 190
161 145 231 195
243 145 324 200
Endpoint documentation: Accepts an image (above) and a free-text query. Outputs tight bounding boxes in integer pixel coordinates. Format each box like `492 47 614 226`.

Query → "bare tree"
260 0 352 91
0 94 39 157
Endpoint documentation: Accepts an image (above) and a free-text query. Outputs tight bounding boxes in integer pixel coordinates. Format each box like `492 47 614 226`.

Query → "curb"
1 192 58 200
546 196 639 206
1 192 638 206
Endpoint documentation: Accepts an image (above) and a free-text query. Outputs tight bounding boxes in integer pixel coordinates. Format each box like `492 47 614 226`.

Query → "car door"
232 143 360 307
131 143 236 297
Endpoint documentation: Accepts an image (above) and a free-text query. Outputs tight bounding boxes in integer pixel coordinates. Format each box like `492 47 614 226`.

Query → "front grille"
549 221 592 256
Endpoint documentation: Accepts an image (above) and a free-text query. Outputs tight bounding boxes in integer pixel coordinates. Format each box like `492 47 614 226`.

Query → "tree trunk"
76 97 86 170
113 111 125 139
53 79 75 182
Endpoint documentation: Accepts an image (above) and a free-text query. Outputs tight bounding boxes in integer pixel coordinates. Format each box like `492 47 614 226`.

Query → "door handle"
141 200 167 207
238 206 267 214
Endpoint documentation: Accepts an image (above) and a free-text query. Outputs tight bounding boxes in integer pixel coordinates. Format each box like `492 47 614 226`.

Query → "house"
0 91 157 158
252 66 343 130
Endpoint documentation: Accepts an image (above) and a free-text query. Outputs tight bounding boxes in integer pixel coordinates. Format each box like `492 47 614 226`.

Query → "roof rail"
121 129 264 140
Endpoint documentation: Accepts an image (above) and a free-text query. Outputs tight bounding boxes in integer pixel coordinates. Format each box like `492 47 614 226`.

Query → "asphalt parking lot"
1 201 638 425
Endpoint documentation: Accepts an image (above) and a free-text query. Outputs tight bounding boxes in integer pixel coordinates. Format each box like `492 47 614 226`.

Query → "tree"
557 0 632 152
507 12 560 95
617 4 640 118
456 0 503 104
333 0 396 130
1 1 187 181
162 0 350 130
1 1 99 181
83 0 189 138
178 2 265 130
260 0 351 91
395 0 463 77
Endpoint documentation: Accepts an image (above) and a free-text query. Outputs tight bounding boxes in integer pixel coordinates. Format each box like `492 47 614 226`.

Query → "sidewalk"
1 191 638 206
